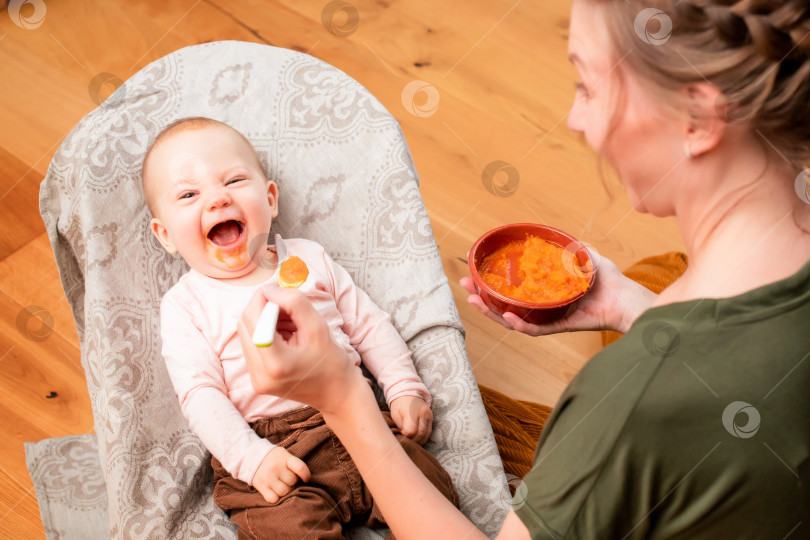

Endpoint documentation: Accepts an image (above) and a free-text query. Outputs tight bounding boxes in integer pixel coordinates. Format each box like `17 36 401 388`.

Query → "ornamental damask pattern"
32 41 509 539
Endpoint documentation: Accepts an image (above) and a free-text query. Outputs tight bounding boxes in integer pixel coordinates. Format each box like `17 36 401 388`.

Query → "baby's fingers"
268 478 294 499
255 483 281 505
415 407 433 445
399 413 419 438
275 467 302 490
286 454 311 483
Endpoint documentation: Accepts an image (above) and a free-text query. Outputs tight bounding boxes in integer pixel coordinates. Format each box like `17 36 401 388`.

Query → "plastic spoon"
274 233 288 265
252 301 279 347
251 234 287 347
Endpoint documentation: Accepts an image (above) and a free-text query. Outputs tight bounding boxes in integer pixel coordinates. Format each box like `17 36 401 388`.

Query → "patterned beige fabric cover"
30 41 510 539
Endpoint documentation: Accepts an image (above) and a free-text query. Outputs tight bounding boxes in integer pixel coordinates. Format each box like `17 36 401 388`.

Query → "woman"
237 0 810 537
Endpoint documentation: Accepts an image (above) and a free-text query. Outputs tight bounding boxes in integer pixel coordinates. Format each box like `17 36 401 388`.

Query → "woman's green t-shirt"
515 260 810 539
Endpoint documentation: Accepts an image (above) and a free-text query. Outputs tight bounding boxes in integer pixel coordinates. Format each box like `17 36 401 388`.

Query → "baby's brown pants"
211 405 460 540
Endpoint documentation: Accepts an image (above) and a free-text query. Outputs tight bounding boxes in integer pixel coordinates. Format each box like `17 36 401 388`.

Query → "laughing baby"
141 117 458 539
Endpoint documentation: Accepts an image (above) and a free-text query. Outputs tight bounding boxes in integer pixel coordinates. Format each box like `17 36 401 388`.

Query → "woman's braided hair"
599 0 810 169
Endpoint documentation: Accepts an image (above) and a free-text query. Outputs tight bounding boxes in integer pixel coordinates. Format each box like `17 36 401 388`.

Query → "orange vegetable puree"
278 255 309 288
479 236 591 303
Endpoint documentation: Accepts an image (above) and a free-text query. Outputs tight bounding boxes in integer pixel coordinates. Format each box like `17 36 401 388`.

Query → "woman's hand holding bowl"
461 247 657 336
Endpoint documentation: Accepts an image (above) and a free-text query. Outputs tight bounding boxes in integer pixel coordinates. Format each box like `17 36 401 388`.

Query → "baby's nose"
207 187 232 208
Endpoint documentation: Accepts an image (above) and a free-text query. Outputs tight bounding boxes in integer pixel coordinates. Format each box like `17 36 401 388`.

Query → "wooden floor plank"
0 289 93 488
0 146 46 261
0 466 43 540
0 233 83 348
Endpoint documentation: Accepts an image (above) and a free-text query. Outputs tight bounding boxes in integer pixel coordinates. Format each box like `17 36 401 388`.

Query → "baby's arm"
183 383 310 503
319 247 433 440
160 295 283 489
178 383 310 502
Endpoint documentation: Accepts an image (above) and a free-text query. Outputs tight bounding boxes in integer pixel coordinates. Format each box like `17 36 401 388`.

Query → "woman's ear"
266 181 279 218
150 217 178 254
684 83 726 158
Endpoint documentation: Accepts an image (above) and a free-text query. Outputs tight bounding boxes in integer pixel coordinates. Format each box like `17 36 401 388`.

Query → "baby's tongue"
209 221 241 246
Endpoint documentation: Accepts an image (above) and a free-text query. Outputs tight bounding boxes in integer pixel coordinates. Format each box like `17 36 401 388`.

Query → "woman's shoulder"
519 314 810 538
652 255 810 309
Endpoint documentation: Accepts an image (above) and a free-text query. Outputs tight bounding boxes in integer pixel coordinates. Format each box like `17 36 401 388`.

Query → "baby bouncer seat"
29 41 510 539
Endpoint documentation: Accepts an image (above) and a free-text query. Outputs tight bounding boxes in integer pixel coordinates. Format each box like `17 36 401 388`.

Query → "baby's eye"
227 177 245 185
179 192 195 200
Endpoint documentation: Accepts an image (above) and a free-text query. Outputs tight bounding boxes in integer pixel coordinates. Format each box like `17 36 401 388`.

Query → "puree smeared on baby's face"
206 240 249 268
205 220 249 269
479 236 591 303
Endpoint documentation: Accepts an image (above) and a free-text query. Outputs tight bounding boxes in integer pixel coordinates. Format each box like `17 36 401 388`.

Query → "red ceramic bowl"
468 223 596 325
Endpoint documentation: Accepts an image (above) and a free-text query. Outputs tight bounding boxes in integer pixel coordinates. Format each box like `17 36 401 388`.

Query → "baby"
142 117 458 539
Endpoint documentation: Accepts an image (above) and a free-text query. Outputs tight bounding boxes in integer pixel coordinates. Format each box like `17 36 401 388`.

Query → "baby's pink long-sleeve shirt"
159 238 430 485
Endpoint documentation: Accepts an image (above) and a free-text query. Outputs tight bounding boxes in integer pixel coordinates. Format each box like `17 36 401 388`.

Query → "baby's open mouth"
207 220 245 247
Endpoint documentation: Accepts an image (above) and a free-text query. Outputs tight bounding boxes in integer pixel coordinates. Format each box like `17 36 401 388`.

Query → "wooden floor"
0 0 685 537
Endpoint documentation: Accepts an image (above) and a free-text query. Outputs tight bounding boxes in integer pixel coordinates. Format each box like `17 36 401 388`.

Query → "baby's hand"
252 446 311 504
390 395 433 446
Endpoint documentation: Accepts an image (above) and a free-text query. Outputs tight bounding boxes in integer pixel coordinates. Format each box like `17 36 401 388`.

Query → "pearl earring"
684 142 693 159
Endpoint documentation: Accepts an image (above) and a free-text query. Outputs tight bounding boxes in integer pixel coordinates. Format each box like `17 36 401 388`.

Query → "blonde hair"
596 0 810 169
140 117 266 217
